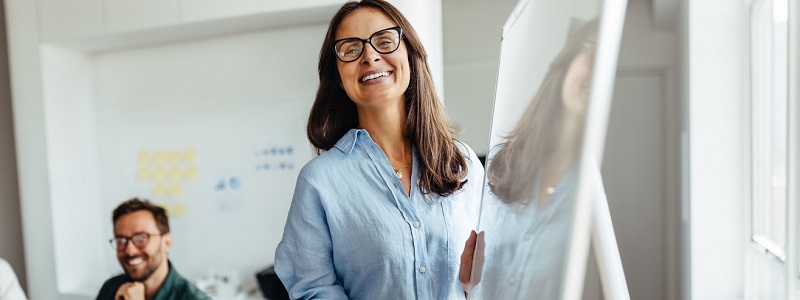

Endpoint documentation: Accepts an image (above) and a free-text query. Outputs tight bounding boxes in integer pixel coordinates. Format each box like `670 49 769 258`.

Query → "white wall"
4 0 60 298
442 0 517 155
684 0 748 298
390 0 445 98
40 46 107 294
0 0 26 292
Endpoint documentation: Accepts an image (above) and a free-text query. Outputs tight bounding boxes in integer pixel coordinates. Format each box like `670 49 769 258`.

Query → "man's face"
114 210 172 281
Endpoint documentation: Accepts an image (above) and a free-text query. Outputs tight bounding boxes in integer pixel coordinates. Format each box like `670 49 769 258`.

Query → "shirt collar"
152 260 179 300
333 128 369 154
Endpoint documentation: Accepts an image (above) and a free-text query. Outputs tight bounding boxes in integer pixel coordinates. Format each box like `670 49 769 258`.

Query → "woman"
274 1 484 299
459 20 599 299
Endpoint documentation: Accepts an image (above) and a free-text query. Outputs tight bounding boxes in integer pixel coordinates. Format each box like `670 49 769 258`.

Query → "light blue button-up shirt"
275 129 484 300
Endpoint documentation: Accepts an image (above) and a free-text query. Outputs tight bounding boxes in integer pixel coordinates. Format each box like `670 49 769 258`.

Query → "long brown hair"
487 20 598 203
307 0 467 196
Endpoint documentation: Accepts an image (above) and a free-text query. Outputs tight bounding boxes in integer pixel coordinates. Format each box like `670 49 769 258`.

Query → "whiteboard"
468 0 629 298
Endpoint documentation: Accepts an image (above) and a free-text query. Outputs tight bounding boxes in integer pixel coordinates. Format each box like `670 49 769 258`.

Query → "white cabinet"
35 0 351 41
182 0 266 22
105 0 179 32
182 0 347 23
38 0 104 41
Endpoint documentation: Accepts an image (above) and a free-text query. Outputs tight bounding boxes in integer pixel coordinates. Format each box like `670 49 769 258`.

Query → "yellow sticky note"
183 167 198 181
167 150 180 164
137 151 150 165
153 184 167 197
137 168 151 181
153 151 166 165
184 149 197 163
167 184 182 198
153 168 166 181
168 167 181 180
173 203 187 218
161 204 170 216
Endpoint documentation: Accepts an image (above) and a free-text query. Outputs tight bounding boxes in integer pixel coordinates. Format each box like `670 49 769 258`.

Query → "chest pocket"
442 191 478 282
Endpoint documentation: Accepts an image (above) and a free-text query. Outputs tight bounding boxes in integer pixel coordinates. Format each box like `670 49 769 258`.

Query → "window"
750 0 789 261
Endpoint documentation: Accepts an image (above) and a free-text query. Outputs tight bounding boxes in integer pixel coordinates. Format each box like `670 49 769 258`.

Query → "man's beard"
122 250 164 281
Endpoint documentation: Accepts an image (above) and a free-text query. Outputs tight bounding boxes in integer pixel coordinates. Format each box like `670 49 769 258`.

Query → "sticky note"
153 168 166 181
168 167 181 180
167 150 180 164
184 149 197 163
168 184 182 198
137 151 150 165
154 184 167 197
153 151 166 165
137 168 151 181
183 167 198 180
174 203 187 218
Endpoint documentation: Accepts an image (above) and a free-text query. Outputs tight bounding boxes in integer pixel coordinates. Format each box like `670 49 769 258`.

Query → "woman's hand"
459 230 485 296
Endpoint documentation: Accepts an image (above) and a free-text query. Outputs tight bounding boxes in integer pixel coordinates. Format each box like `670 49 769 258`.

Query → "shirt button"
419 266 427 273
509 276 518 285
413 221 420 228
417 179 421 185
523 234 532 241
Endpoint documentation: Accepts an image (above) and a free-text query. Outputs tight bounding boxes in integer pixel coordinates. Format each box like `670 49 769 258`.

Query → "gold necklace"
393 162 410 179
545 186 556 195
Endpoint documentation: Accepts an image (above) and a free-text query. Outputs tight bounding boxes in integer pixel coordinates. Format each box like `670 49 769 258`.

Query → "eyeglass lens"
111 233 151 249
335 28 400 62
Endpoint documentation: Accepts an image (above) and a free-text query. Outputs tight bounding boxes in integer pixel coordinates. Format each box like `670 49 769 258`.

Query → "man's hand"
115 282 145 300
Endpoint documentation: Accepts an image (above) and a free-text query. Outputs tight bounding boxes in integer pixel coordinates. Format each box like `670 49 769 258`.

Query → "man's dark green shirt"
96 261 210 300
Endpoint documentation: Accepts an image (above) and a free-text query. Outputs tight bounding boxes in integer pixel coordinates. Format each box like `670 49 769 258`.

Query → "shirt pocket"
442 196 478 282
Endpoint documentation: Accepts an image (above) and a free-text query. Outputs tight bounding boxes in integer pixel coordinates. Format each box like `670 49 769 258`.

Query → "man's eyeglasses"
333 26 403 62
109 232 163 250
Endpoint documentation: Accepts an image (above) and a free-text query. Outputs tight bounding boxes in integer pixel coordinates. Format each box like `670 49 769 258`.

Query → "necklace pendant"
395 169 403 179
546 186 556 195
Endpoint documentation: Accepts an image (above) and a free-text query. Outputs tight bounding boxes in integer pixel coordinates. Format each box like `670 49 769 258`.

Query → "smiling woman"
274 0 485 299
333 8 411 115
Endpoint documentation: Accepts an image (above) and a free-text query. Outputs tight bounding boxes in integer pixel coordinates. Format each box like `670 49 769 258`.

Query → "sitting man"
97 198 209 300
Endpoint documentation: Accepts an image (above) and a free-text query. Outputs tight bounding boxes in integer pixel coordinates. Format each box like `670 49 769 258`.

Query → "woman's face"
561 43 595 115
334 8 411 110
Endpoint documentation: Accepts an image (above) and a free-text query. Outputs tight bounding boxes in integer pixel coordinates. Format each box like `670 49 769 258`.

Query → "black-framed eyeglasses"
333 26 403 62
109 232 163 251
